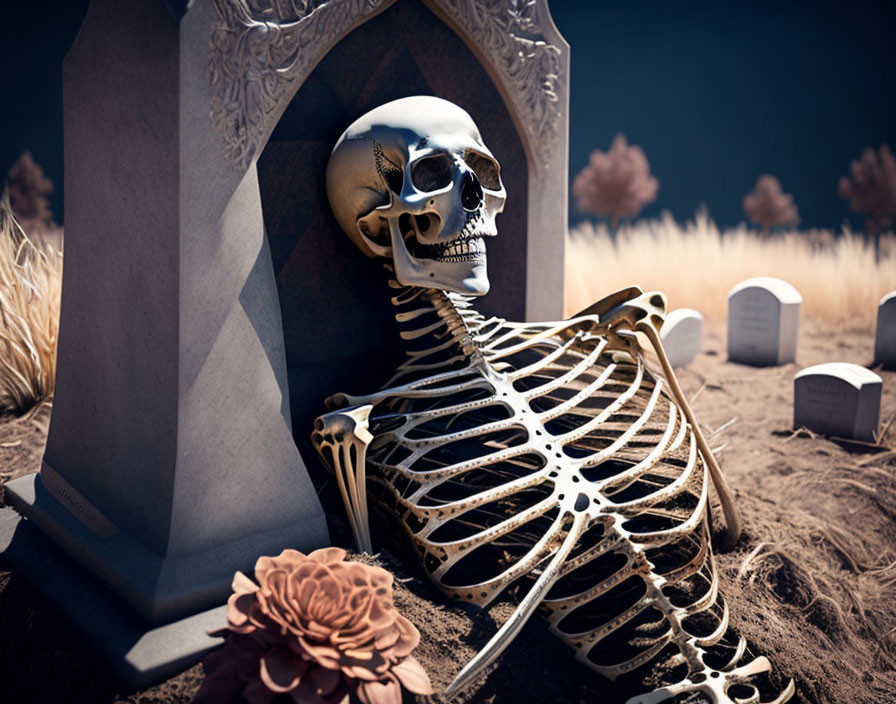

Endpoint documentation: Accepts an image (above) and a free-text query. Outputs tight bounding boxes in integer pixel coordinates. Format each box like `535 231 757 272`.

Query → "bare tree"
573 134 659 230
742 175 799 236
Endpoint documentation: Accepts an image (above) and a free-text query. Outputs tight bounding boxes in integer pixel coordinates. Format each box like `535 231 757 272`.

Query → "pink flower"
194 548 432 704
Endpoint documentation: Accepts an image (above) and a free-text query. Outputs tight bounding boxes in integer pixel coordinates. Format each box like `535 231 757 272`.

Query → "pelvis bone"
313 97 793 704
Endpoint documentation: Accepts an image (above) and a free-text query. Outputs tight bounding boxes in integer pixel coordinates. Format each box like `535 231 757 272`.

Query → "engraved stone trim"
209 0 564 170
435 0 562 168
209 0 390 169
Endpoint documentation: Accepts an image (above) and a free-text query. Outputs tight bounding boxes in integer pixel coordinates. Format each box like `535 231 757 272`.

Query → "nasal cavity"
414 214 431 234
461 170 484 212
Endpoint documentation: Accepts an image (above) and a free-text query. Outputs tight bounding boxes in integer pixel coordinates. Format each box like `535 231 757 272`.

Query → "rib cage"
314 283 794 704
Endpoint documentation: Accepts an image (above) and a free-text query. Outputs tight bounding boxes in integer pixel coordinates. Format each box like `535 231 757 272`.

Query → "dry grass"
566 211 896 332
730 460 896 699
0 201 61 416
0 207 893 413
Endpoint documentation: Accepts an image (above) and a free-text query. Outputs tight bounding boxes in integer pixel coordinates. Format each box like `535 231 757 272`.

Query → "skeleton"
311 96 794 704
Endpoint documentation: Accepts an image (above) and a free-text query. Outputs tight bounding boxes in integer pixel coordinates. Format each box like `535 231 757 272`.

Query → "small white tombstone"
728 276 802 366
794 363 882 442
661 308 703 368
874 291 896 370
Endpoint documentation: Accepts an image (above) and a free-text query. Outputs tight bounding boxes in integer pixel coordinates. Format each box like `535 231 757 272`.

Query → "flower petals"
202 550 429 704
391 614 420 657
233 570 260 595
309 547 347 564
308 665 341 695
392 656 433 694
357 675 403 704
373 626 400 652
259 649 307 693
298 577 318 613
298 636 343 669
227 592 258 633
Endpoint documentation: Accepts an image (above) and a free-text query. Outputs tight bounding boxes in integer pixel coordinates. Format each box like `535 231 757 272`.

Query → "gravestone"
794 363 882 442
875 291 896 369
728 276 801 366
660 308 703 368
0 0 570 688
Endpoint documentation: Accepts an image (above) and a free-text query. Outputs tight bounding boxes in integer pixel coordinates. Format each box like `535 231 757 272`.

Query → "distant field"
565 212 896 332
3 211 896 415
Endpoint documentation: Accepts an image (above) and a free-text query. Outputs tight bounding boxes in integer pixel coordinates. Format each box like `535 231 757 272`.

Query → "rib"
315 287 792 704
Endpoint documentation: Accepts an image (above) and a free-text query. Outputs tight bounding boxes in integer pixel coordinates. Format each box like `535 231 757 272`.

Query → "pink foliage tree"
838 144 896 235
742 175 799 235
5 151 55 236
573 134 659 229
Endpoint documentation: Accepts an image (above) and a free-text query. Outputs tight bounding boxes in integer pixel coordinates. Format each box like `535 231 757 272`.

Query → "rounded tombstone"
660 308 703 368
874 291 896 370
793 362 882 442
727 276 802 366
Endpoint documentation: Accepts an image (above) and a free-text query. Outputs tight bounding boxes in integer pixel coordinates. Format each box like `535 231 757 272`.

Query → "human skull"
326 96 506 295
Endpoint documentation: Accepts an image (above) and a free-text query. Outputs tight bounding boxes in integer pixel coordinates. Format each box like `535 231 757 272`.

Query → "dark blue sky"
0 0 88 225
1 0 894 230
549 0 896 229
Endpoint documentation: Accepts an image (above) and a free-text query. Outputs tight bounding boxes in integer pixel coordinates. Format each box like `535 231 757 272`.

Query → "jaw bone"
406 211 494 263
388 214 491 295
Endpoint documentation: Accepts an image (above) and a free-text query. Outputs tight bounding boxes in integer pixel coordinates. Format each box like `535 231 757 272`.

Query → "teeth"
409 211 494 262
434 236 485 261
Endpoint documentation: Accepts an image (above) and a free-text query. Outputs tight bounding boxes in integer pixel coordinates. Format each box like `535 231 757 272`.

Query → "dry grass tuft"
724 456 896 702
736 472 896 685
0 197 61 416
566 211 896 332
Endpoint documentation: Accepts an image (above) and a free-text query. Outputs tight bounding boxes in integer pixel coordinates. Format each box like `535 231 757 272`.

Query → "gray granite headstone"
794 363 882 442
874 291 896 370
4 0 331 629
660 308 703 368
728 276 802 366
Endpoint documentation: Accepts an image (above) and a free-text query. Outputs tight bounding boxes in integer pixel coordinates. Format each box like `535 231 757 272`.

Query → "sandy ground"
1 321 894 704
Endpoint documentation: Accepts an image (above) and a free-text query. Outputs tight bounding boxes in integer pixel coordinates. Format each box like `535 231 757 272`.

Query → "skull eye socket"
464 151 501 191
411 154 454 192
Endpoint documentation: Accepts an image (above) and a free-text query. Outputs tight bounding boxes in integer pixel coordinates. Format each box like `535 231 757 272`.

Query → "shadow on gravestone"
4 0 330 633
794 363 882 442
660 308 703 368
255 0 532 491
728 276 802 367
875 291 896 370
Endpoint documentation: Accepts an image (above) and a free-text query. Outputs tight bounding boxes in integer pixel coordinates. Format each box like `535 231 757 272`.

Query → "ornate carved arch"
209 0 566 175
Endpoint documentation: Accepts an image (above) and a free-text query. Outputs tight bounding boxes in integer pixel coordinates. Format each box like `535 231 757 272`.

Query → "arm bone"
311 405 375 553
